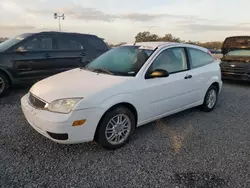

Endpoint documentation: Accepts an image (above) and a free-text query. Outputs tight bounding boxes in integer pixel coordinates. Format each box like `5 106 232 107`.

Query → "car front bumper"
220 62 250 81
21 94 104 144
221 72 250 81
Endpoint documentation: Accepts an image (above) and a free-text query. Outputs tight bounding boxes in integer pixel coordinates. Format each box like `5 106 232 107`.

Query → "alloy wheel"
206 89 217 109
105 114 132 145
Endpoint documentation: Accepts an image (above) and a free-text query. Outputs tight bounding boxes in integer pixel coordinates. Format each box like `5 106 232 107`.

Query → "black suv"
0 31 109 96
220 36 250 81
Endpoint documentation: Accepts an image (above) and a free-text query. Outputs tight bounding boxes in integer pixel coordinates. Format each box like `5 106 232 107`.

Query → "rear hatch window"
86 37 109 51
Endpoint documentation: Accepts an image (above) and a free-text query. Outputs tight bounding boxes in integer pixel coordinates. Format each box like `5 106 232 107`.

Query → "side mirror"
16 46 27 53
146 69 169 79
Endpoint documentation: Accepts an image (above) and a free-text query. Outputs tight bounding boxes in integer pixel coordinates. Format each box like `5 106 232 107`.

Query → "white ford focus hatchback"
21 42 222 149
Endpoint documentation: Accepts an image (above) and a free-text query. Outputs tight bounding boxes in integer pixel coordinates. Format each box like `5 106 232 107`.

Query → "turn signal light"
73 119 86 126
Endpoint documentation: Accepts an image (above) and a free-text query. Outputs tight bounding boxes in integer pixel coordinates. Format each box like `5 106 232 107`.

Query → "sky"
1 0 250 44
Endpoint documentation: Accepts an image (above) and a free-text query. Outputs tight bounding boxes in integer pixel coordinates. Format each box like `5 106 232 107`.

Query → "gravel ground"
0 82 249 188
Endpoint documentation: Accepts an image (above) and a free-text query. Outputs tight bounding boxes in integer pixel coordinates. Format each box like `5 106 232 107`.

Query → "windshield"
227 50 250 56
85 46 154 76
0 33 32 52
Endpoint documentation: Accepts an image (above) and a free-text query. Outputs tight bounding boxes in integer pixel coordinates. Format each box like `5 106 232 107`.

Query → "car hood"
221 55 250 62
222 36 250 55
30 68 132 103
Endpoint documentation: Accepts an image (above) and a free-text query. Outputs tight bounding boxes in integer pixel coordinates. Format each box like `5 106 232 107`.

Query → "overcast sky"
1 0 250 43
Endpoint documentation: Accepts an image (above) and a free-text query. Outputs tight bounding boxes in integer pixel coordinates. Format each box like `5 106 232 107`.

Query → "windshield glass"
0 33 32 52
86 46 154 76
227 50 250 56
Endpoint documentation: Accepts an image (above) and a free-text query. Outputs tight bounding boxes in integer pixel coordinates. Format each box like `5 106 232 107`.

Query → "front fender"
0 67 14 82
100 93 138 111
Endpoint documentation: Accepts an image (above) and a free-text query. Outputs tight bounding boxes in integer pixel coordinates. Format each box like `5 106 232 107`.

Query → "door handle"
18 67 32 71
184 75 192 79
81 52 86 56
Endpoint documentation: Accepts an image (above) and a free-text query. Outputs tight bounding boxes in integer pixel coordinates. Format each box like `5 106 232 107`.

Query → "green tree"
135 31 159 42
200 42 222 49
161 34 182 42
107 31 224 50
135 32 182 43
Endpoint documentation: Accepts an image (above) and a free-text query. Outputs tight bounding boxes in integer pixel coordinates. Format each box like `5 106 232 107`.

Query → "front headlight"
46 98 82 114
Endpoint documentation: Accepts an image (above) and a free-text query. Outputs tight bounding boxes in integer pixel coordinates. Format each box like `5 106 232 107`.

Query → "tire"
200 85 218 112
0 72 9 97
96 106 136 150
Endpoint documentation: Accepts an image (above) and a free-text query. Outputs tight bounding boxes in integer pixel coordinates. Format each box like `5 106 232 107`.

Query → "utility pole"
54 13 65 32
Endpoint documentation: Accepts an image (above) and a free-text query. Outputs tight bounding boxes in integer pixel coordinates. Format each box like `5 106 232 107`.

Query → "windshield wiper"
79 66 89 70
92 68 114 75
80 67 115 75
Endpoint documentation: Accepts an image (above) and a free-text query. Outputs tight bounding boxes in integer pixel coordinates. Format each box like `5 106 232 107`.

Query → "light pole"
54 13 65 32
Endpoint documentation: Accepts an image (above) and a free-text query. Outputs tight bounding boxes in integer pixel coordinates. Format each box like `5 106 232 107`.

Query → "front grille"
29 93 46 109
221 63 249 74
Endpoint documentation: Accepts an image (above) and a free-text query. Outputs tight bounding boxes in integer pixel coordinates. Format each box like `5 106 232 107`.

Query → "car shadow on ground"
51 107 200 153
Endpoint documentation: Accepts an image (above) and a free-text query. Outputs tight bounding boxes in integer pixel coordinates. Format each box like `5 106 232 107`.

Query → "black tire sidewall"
0 73 9 96
96 107 136 149
202 85 218 112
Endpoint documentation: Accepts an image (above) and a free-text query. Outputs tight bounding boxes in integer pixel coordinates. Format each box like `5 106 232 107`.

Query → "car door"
186 47 217 102
52 34 87 71
11 34 57 82
138 47 196 120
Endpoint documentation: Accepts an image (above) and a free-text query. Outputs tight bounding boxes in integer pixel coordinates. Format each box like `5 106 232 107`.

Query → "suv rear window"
56 37 84 51
86 37 109 50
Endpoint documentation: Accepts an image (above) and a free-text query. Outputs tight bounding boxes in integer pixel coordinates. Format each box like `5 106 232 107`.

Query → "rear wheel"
96 106 136 149
201 85 218 112
0 72 9 96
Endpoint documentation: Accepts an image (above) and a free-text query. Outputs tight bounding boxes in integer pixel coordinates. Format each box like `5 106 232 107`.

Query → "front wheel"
200 85 218 112
96 106 136 149
0 73 9 97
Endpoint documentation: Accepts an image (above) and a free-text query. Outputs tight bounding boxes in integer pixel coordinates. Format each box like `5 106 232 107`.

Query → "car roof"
122 41 208 52
30 31 101 38
122 42 177 50
225 36 250 39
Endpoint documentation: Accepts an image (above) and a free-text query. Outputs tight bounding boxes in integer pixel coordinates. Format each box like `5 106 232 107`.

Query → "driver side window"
148 47 188 74
17 36 53 51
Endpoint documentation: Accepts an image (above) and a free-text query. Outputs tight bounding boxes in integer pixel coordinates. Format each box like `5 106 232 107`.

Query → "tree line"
1 32 223 50
108 31 223 50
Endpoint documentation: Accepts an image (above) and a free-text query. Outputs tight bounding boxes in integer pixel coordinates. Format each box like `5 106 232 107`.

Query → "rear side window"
86 37 109 50
55 36 84 51
188 48 214 68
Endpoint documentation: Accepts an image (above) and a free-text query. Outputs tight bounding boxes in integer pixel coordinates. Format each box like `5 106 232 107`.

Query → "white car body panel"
21 42 223 144
21 94 103 143
30 68 132 103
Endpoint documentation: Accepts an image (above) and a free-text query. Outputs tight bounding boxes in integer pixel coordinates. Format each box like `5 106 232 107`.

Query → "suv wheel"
201 85 218 112
96 106 136 149
0 73 9 96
